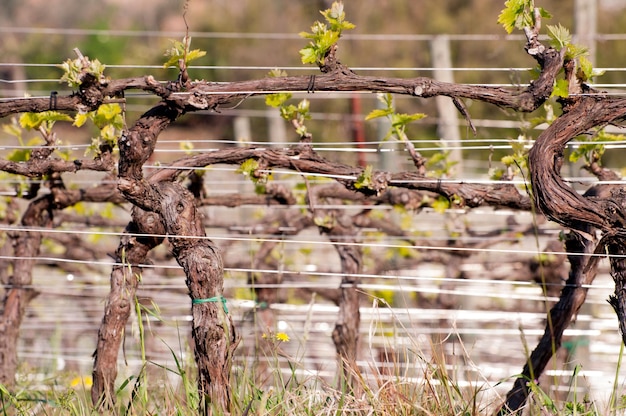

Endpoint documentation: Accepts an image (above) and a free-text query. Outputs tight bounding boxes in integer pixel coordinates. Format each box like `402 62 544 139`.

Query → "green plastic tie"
192 296 228 314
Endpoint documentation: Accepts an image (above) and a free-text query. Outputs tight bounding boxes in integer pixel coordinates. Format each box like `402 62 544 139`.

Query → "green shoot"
19 111 72 134
237 159 272 194
299 1 355 66
266 70 312 139
365 93 426 139
163 36 206 68
366 93 431 172
59 55 106 88
569 129 625 166
498 0 551 34
547 23 572 50
490 135 531 181
551 78 570 98
0 112 74 168
354 165 374 190
577 56 605 82
547 23 588 61
75 103 125 156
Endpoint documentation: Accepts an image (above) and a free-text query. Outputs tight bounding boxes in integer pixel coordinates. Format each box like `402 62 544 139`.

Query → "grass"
1 298 625 415
1 351 612 415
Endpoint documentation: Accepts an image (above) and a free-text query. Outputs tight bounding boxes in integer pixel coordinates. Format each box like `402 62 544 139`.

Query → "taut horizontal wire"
0 261 615 293
152 145 520 153
0 78 64 84
0 224 617 260
151 143 626 154
143 163 626 186
0 27 528 41
0 63 537 72
7 27 626 42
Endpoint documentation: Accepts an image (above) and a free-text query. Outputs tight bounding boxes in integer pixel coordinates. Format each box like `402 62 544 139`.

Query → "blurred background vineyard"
2 0 626 411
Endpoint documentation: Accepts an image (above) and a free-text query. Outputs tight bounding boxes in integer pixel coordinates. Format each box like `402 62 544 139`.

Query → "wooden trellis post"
430 35 462 175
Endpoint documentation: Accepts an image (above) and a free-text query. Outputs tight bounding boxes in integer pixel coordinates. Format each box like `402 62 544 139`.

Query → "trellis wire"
0 225 619 261
5 26 626 42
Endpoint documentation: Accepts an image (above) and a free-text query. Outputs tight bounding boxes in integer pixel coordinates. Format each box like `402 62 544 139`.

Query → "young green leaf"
73 111 90 128
426 151 448 168
92 103 124 129
365 108 393 121
432 196 450 214
185 49 206 63
163 36 206 68
7 137 43 162
237 159 259 177
498 0 534 34
297 99 310 113
577 56 604 82
268 68 288 78
59 57 106 87
365 93 394 120
391 113 426 128
265 69 292 108
501 155 517 166
577 56 593 82
354 165 374 190
551 78 569 98
313 215 335 229
547 23 571 50
298 1 354 66
99 124 119 145
426 150 456 177
19 111 72 130
2 121 22 138
265 93 292 108
489 167 506 180
320 2 355 32
569 130 624 164
299 46 319 65
565 43 589 61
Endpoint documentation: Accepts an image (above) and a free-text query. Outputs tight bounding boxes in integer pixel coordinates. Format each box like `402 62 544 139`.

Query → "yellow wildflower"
275 332 290 342
70 375 93 388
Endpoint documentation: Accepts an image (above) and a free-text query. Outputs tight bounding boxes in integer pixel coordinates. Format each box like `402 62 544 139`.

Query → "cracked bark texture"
607 237 626 346
158 182 238 413
0 174 119 390
91 208 164 409
111 100 239 413
498 230 597 414
321 215 363 394
0 195 52 388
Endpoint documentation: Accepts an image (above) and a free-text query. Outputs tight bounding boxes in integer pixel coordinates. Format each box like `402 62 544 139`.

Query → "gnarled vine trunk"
0 195 51 388
499 95 626 413
109 100 239 412
498 229 597 413
158 181 239 413
323 216 363 393
91 208 165 409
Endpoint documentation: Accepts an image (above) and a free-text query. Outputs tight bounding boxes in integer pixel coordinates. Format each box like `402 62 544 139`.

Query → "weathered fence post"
574 0 597 64
430 35 462 175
